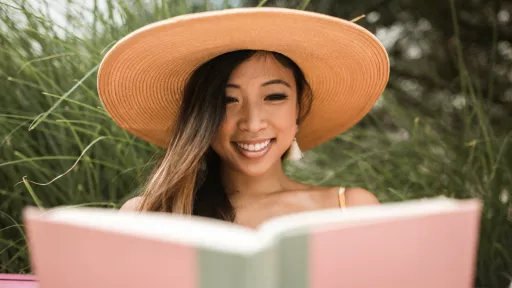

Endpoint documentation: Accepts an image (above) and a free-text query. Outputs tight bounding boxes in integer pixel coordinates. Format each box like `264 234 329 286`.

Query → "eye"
265 93 288 101
224 96 238 104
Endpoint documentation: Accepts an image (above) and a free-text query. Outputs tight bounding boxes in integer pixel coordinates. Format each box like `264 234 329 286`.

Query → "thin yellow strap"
338 187 346 209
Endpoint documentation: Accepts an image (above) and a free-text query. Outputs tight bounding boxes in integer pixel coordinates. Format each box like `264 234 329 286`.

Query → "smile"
235 139 271 152
233 139 274 159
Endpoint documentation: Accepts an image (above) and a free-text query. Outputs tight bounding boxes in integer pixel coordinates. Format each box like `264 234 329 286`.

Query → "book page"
31 207 266 254
257 197 473 237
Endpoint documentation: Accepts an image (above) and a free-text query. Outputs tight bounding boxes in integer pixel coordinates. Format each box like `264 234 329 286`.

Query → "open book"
23 197 482 288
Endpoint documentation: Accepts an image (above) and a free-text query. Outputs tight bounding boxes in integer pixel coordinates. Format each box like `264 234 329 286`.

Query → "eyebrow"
226 79 291 89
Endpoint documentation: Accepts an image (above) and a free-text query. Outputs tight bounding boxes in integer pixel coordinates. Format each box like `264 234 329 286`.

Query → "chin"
229 153 282 177
236 163 273 177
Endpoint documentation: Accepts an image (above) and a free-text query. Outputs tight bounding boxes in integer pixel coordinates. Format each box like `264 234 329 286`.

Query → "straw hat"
97 7 389 151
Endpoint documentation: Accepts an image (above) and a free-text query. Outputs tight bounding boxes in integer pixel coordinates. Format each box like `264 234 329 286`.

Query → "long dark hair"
138 50 312 222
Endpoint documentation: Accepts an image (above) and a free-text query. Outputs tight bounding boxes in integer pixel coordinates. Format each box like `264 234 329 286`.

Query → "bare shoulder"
119 196 143 211
344 187 380 207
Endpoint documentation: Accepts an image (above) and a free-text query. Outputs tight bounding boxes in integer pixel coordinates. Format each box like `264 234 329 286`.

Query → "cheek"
210 118 235 150
271 104 297 131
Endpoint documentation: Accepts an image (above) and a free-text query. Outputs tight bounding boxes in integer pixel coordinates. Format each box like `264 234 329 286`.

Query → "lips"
235 139 271 152
232 138 275 159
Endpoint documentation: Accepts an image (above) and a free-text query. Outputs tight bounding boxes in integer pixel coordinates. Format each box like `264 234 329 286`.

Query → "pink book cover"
0 274 38 288
22 207 197 288
21 198 482 288
308 198 482 288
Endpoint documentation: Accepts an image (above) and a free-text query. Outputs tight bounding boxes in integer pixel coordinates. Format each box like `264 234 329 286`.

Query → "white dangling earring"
286 137 304 160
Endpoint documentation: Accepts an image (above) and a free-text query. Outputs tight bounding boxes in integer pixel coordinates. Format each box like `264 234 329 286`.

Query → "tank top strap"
338 186 346 209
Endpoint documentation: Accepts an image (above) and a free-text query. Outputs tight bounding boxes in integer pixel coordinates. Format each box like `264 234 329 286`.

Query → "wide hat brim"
97 7 389 151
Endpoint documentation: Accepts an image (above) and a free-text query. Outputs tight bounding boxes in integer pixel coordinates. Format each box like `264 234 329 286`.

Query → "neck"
220 160 291 197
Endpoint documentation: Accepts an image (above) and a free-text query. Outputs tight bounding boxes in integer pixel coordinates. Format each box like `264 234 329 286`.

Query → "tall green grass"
0 0 510 287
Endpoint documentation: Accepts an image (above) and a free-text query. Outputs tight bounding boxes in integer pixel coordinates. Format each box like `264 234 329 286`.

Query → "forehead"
228 52 295 83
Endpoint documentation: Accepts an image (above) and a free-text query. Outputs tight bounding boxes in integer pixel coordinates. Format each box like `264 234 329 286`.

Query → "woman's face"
211 52 298 176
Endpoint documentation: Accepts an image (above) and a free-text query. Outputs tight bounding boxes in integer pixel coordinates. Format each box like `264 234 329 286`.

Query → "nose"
237 102 268 132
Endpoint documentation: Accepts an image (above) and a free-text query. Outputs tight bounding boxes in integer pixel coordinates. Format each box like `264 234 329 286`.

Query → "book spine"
197 245 278 288
244 245 278 288
275 232 310 288
198 248 247 288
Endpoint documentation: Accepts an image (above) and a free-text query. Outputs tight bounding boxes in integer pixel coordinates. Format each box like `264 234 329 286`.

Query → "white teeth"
236 140 271 152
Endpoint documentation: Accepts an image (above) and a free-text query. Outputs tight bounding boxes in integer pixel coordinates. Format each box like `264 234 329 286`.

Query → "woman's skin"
121 52 379 229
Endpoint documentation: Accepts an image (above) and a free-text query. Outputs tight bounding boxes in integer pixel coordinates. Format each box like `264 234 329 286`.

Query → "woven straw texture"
97 7 390 150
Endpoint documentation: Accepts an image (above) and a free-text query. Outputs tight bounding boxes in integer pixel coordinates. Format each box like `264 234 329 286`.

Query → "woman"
97 7 390 229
